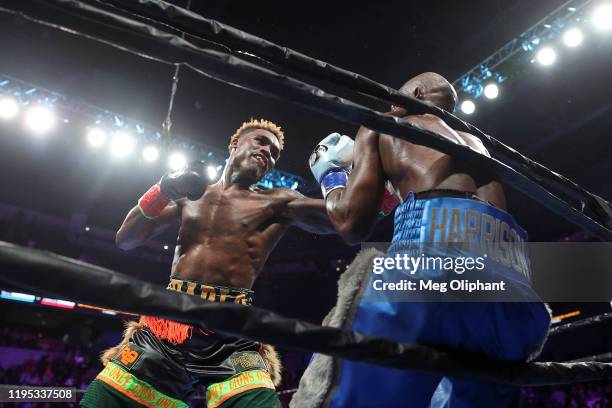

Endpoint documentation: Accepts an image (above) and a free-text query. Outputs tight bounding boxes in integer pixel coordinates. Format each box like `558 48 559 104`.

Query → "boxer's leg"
329 300 448 407
436 377 520 408
81 328 194 408
215 387 282 408
434 302 551 408
331 360 442 408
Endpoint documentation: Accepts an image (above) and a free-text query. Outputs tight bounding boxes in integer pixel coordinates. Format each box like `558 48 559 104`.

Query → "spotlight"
142 145 159 162
536 47 557 66
483 84 499 99
24 105 55 135
563 28 584 47
593 3 612 30
87 128 106 147
163 245 169 250
0 96 19 120
207 165 218 180
460 100 475 115
110 131 135 158
168 152 187 171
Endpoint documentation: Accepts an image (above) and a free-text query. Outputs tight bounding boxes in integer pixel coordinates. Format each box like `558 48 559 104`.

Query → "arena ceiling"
0 0 610 240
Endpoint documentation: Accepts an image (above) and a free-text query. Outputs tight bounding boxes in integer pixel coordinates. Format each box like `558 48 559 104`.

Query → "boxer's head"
228 119 284 183
397 72 457 112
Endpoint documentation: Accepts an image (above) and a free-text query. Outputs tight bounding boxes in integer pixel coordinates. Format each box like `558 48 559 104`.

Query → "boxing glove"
309 133 354 198
159 166 206 201
138 163 207 218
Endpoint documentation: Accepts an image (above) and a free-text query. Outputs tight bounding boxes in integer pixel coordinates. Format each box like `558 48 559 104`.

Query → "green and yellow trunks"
81 277 280 408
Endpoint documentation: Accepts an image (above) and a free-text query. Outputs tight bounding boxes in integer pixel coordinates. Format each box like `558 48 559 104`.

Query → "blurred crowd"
0 327 73 352
0 351 97 391
522 382 611 407
1 326 609 407
0 325 308 407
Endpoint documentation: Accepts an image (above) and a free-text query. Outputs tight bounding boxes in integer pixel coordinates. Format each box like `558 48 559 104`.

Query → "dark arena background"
0 0 611 407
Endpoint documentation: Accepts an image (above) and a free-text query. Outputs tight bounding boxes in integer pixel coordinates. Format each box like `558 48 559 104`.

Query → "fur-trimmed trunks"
292 192 551 408
81 277 282 408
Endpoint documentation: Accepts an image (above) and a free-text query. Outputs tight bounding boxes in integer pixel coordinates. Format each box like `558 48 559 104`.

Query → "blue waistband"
392 193 531 280
393 193 528 244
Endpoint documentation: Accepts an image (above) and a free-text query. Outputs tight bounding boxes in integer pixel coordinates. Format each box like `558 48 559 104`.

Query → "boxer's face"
230 128 280 182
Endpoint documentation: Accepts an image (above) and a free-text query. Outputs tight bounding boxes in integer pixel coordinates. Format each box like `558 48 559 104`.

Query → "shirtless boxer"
81 119 335 408
302 73 550 407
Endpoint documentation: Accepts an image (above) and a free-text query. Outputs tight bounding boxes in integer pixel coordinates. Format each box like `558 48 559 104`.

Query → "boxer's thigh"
215 387 282 408
83 330 195 408
430 302 550 408
330 361 442 408
430 377 520 408
328 301 448 408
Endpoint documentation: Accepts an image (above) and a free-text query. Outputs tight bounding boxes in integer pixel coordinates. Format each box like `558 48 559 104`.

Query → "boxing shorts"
81 277 281 408
292 190 550 408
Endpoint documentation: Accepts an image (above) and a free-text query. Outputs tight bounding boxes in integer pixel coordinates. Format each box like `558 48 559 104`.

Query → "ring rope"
549 313 612 336
0 242 610 386
1 0 610 239
568 352 612 363
76 0 612 231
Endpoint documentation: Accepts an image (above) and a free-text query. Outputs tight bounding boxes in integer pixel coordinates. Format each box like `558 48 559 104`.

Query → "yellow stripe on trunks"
206 370 275 408
97 361 188 408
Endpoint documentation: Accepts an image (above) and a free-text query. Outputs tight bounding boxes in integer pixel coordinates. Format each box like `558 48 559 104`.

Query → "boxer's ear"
413 87 423 99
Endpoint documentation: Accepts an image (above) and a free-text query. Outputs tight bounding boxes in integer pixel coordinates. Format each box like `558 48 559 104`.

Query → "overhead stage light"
460 100 476 115
87 127 106 147
207 165 218 180
0 96 19 120
483 84 499 99
563 28 584 47
592 3 612 30
536 47 557 65
142 145 159 162
24 105 55 135
168 152 187 171
110 131 135 158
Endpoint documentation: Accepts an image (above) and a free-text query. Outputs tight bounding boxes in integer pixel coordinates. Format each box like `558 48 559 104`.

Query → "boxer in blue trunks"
299 72 551 407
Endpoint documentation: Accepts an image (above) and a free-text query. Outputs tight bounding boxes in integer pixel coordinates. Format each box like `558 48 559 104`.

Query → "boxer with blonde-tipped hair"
82 119 335 408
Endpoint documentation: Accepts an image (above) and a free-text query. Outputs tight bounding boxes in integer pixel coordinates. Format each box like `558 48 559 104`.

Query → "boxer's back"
378 113 507 209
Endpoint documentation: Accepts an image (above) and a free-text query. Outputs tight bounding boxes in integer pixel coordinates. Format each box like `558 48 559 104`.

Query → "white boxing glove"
308 133 354 198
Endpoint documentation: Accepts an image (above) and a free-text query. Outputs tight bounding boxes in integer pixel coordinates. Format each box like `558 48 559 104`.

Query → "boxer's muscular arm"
278 190 336 234
326 127 386 244
116 203 180 250
116 167 205 250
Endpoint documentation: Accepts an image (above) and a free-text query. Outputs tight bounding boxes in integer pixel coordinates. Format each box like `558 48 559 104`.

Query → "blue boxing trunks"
292 190 550 408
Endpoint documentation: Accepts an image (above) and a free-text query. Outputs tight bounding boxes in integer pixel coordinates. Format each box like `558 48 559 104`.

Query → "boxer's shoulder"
456 130 490 157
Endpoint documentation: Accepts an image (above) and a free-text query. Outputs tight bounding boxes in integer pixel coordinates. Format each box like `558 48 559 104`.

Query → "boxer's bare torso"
325 111 506 244
116 128 333 289
172 185 318 288
378 113 507 209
